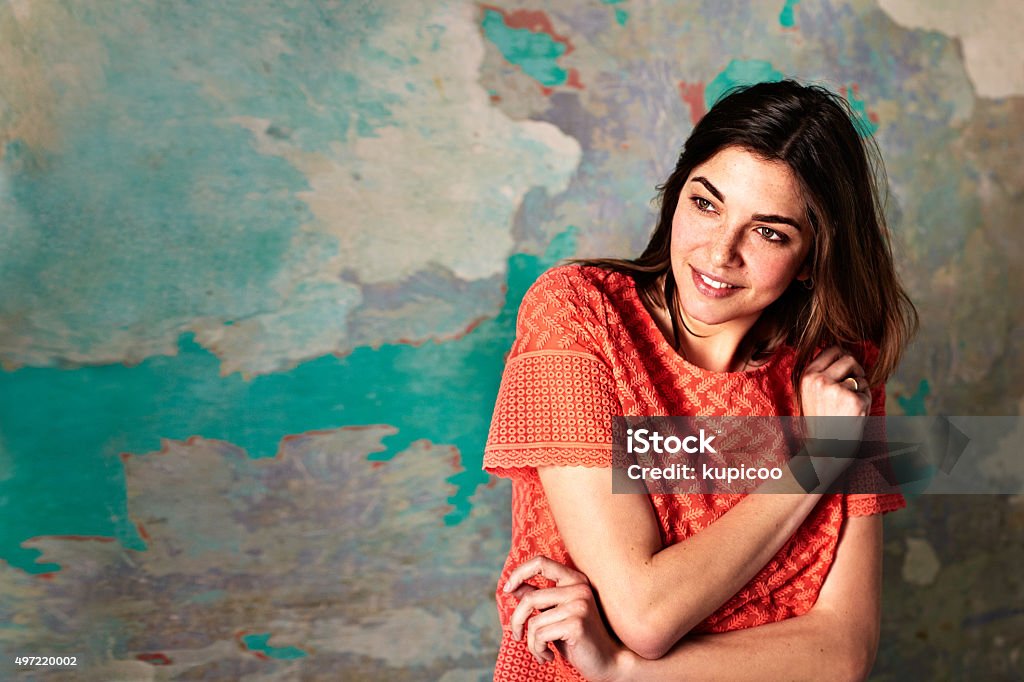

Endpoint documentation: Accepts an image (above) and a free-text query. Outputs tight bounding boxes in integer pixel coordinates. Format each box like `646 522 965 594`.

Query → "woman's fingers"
505 561 624 678
525 600 588 662
510 583 593 642
805 345 844 373
511 584 537 601
808 346 866 382
803 346 871 409
801 346 873 420
505 556 590 647
532 619 585 663
503 555 587 594
820 354 865 384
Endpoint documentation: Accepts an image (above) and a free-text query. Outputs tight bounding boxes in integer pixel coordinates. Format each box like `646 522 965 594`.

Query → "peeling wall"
0 0 1021 678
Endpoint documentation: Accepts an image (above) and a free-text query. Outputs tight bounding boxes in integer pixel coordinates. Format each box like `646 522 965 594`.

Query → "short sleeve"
845 344 906 516
483 267 622 477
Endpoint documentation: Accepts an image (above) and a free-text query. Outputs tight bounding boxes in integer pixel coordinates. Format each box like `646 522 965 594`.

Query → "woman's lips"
690 266 742 299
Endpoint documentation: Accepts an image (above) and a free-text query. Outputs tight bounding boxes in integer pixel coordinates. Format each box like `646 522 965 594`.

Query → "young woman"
483 81 918 681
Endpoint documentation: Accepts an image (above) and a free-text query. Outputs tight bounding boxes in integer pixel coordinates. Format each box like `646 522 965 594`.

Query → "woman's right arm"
510 511 882 681
507 346 872 660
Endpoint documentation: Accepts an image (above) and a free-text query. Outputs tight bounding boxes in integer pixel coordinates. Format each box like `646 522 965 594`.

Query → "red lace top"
483 265 905 681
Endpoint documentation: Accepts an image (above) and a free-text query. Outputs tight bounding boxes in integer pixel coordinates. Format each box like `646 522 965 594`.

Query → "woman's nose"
710 229 743 267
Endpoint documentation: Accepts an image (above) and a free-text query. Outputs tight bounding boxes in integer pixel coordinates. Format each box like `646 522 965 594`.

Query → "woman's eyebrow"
690 176 723 201
751 213 802 231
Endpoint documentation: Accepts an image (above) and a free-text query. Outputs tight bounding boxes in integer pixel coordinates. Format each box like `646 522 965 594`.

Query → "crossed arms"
505 465 882 681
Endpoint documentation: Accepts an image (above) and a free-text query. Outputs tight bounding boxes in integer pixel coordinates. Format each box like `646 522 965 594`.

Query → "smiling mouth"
692 267 740 290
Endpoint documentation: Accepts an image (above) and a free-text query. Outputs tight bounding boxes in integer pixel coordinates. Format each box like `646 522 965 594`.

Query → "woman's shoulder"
511 264 633 354
528 263 629 297
522 264 630 317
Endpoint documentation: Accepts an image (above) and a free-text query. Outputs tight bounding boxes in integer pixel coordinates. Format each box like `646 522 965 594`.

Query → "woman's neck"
678 316 755 372
646 287 759 373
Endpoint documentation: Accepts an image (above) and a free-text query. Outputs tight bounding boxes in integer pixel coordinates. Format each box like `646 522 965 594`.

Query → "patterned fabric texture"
483 265 905 681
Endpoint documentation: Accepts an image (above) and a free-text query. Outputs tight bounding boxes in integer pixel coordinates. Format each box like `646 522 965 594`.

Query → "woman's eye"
693 197 714 213
756 226 786 243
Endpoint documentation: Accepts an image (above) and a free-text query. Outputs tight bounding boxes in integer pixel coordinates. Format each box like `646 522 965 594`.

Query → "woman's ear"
793 255 814 289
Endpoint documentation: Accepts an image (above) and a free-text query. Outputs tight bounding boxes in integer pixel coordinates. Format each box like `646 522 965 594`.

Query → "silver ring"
842 377 860 392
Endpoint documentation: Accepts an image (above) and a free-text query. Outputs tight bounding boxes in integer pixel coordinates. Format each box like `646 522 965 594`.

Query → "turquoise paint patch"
601 0 628 20
242 633 308 660
779 0 800 28
897 379 931 416
705 59 785 109
844 88 880 137
545 225 580 262
0 228 578 571
481 10 568 87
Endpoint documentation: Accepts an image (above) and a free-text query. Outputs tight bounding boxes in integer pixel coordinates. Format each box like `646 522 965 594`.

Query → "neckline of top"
614 269 781 380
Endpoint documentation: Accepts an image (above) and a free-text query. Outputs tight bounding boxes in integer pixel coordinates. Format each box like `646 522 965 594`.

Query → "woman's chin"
681 304 760 331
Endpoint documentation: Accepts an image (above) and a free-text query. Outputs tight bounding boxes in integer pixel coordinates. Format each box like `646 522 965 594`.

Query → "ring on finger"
842 376 861 392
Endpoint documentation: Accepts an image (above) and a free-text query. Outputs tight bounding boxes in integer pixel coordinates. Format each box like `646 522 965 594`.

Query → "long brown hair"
570 80 918 392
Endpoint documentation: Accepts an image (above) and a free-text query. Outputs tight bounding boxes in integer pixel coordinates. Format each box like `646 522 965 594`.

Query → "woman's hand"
797 346 873 483
505 555 633 682
800 345 872 418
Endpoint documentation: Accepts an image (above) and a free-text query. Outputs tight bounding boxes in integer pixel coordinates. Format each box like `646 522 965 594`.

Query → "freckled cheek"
670 223 709 256
752 256 804 290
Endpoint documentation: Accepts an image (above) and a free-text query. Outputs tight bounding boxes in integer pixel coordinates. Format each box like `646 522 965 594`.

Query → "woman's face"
670 146 813 334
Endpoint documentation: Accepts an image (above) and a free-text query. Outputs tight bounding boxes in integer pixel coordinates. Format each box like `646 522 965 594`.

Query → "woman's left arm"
622 513 882 681
517 512 883 682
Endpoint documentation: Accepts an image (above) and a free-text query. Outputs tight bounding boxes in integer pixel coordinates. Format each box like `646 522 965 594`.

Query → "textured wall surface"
0 0 1021 679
